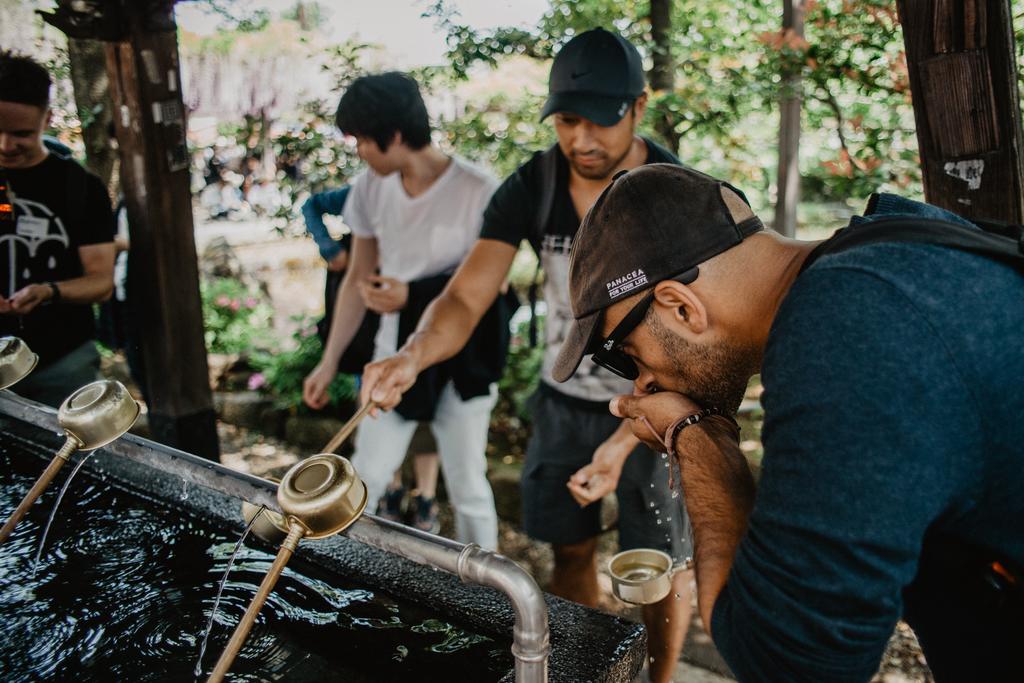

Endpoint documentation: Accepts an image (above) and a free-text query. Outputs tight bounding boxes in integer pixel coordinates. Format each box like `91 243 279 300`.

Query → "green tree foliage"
762 0 920 200
426 0 928 207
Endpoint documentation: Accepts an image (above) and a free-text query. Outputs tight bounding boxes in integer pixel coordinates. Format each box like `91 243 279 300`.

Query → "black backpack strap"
801 216 1024 275
527 144 560 347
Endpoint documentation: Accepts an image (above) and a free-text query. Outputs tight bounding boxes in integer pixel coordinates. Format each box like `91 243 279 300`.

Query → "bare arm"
303 236 378 409
4 243 115 315
610 392 753 632
566 419 639 506
359 238 518 409
673 417 753 630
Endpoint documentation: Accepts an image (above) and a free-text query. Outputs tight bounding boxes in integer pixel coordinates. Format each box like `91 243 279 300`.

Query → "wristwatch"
46 282 61 303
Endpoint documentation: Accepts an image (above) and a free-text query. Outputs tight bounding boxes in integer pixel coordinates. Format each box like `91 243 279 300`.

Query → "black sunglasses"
590 267 699 380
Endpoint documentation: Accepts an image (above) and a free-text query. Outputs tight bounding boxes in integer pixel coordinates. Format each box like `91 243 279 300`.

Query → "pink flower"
245 297 258 308
215 295 231 307
247 372 266 391
229 299 241 311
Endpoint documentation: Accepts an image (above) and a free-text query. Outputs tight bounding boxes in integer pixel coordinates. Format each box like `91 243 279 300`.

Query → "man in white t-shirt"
303 72 501 548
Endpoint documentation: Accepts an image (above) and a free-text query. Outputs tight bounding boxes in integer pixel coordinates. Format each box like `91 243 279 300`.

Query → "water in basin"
0 445 512 681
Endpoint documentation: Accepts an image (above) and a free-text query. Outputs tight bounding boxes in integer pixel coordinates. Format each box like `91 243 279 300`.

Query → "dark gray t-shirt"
711 240 1024 681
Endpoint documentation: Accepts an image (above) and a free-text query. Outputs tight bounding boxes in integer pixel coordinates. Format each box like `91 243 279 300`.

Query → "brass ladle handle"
206 522 306 683
321 400 376 454
0 437 79 546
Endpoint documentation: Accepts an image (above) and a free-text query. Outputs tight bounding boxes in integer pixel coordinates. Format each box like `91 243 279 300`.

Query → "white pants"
352 382 499 550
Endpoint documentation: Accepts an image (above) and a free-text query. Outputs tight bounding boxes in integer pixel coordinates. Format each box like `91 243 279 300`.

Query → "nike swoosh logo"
570 70 590 79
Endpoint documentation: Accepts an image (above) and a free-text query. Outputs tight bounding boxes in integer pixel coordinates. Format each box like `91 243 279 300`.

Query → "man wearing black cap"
556 163 1024 681
360 29 694 682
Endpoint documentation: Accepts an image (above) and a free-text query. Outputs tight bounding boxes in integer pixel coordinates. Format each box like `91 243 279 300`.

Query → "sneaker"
409 494 440 534
376 485 406 523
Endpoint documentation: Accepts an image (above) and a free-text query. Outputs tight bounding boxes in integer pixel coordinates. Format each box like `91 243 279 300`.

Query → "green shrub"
200 277 275 355
498 315 545 424
251 317 357 412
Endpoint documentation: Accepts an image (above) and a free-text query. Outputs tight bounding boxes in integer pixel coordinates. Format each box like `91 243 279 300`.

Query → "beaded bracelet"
663 407 723 459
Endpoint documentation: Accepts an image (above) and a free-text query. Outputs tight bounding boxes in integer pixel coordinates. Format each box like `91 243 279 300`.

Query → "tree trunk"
105 4 220 459
67 38 117 196
774 0 806 238
897 0 1024 223
648 0 681 152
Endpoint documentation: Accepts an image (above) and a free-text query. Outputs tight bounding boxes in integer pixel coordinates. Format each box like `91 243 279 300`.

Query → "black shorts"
521 385 692 565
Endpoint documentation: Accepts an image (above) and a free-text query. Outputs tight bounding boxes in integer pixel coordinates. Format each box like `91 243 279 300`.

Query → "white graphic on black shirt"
1 198 70 297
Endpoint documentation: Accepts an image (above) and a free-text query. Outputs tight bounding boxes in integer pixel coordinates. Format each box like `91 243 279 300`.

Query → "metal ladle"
239 399 378 544
207 453 368 682
0 337 38 391
0 379 139 545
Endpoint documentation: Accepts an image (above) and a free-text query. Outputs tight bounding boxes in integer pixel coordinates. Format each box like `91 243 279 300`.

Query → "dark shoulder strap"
526 144 560 346
532 144 560 246
801 217 1024 275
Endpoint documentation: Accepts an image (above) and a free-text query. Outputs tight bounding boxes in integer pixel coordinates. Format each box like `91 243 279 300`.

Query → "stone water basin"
0 395 645 681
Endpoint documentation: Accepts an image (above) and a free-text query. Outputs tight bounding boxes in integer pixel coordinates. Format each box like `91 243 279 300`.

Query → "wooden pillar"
774 0 806 238
897 0 1024 223
104 4 219 459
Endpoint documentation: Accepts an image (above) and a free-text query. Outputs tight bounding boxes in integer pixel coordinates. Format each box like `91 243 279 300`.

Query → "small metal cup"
608 548 676 605
58 379 141 451
0 337 38 390
277 454 367 539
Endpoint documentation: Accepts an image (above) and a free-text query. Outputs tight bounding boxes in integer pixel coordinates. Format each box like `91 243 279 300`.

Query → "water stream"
31 452 95 578
0 441 512 682
193 504 265 679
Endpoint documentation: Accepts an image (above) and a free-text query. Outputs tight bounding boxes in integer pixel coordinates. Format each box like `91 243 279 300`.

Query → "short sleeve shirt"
480 138 682 402
343 156 498 355
1 154 114 365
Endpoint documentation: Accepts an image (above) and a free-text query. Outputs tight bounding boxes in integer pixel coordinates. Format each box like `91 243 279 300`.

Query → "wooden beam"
104 3 219 459
897 0 1024 223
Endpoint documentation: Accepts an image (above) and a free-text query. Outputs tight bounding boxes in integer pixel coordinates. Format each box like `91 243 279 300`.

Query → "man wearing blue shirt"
554 164 1023 682
301 186 352 343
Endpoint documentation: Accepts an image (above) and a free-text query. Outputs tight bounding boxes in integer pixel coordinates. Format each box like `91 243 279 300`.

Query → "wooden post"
897 0 1024 223
104 3 219 458
773 0 806 238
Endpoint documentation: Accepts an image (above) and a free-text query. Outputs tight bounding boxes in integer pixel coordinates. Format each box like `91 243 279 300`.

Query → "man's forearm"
52 272 113 304
399 289 487 373
675 416 756 631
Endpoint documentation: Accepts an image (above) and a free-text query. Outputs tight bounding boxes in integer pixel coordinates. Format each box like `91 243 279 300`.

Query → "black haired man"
357 30 694 683
0 50 115 406
302 72 504 551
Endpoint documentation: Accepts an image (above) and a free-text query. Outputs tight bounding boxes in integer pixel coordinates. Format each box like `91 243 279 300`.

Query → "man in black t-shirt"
360 29 693 683
0 51 115 406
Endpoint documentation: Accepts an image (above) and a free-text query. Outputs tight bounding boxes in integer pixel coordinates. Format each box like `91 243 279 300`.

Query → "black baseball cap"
540 28 646 127
552 164 765 383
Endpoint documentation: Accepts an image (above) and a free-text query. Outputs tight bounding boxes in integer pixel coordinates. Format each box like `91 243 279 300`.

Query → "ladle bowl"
278 454 367 539
58 380 140 451
0 337 38 391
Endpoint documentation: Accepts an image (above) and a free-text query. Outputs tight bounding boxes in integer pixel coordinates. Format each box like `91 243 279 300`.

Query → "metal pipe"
0 392 551 682
345 517 549 681
206 523 305 683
